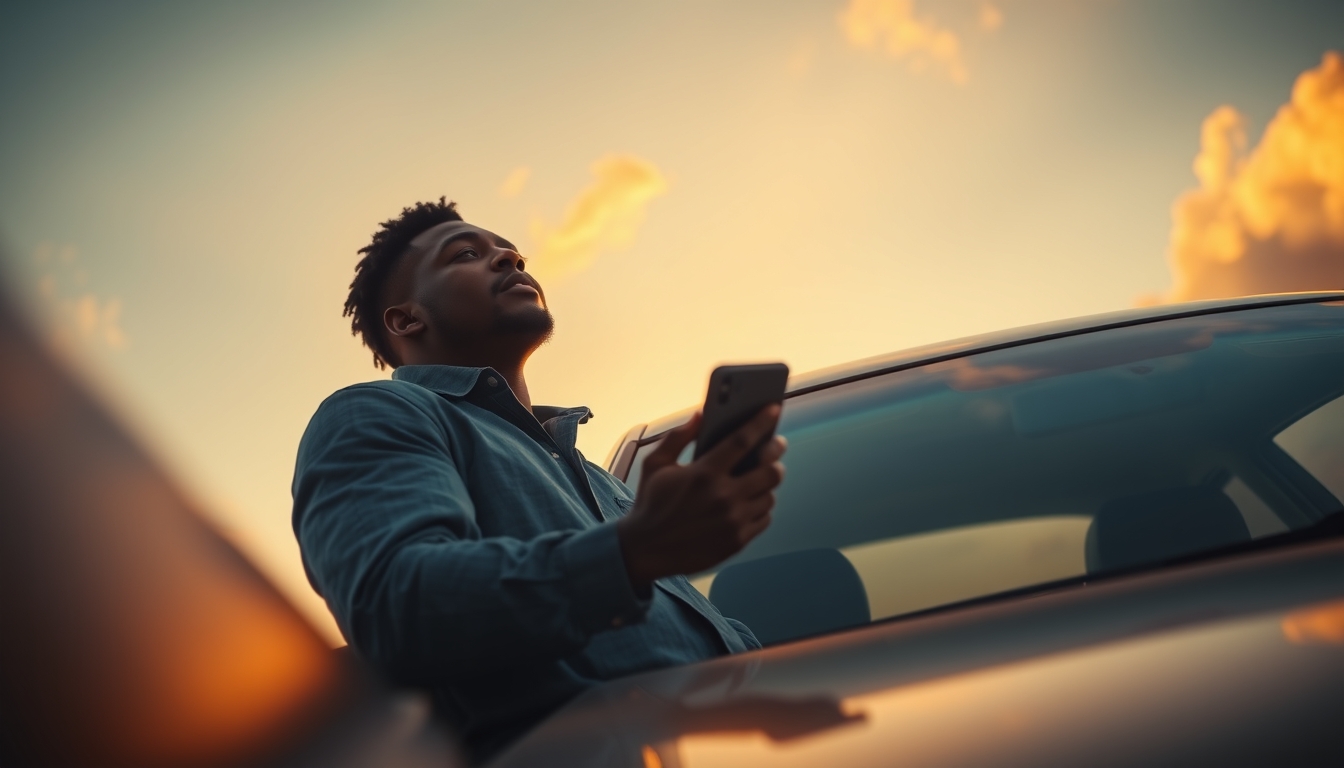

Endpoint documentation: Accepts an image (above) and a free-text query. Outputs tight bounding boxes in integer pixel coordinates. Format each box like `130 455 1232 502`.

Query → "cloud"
839 0 969 85
1154 52 1344 303
979 2 1004 33
529 154 667 279
32 243 127 351
498 165 531 199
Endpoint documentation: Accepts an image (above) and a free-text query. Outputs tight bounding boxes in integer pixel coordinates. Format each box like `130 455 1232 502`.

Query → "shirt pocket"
612 496 635 518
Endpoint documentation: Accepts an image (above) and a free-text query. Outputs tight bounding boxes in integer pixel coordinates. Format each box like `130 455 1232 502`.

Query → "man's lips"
497 272 541 296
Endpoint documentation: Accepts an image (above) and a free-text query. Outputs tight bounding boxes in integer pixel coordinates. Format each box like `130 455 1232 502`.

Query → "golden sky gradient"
1 0 1340 642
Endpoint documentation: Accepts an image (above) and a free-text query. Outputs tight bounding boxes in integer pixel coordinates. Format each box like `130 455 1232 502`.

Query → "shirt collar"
534 405 593 425
392 364 484 396
392 365 594 424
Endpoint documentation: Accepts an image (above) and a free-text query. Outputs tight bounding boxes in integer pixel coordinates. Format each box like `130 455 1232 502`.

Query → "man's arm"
292 384 649 685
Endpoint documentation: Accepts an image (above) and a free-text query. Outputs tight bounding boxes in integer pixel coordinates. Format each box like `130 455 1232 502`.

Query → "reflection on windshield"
1274 393 1344 505
936 324 1214 392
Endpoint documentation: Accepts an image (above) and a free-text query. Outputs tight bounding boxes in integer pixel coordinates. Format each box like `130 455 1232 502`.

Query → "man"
292 199 786 762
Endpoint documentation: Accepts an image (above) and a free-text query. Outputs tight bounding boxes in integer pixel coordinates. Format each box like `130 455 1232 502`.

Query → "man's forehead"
408 220 487 250
384 220 494 302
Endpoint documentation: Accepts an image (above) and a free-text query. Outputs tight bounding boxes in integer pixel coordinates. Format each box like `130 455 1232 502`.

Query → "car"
490 292 1344 768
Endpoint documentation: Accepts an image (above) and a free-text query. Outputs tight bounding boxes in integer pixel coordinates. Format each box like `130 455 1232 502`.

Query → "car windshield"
626 300 1344 645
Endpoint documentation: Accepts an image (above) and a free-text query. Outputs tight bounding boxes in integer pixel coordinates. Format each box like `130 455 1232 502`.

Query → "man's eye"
455 248 479 260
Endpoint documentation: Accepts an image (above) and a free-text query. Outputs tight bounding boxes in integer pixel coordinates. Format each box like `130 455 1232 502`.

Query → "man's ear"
383 304 426 339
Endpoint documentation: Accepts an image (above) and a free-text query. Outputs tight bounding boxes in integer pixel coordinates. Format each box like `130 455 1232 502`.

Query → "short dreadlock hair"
345 197 463 369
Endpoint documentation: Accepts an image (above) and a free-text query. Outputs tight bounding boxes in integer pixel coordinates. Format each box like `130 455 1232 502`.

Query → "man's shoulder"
307 378 449 429
317 376 438 408
297 379 457 465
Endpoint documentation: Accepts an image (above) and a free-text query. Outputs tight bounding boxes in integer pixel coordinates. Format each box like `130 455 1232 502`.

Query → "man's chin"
496 306 555 344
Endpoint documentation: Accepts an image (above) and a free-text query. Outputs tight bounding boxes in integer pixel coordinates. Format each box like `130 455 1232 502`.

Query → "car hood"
491 540 1344 767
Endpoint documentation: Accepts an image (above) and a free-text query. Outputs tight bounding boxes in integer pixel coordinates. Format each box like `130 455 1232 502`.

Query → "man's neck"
491 362 532 411
405 350 534 411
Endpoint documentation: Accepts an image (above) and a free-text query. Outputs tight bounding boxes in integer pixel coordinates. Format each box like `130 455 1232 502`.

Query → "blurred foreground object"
0 282 460 766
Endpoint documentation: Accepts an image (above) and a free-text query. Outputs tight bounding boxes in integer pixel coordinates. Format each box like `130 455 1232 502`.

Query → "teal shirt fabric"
291 365 759 760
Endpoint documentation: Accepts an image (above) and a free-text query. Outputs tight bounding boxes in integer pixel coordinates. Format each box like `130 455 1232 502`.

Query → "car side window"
690 516 1091 621
626 302 1344 647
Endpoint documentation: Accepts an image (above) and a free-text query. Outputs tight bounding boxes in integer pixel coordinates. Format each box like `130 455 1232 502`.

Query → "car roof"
639 292 1344 438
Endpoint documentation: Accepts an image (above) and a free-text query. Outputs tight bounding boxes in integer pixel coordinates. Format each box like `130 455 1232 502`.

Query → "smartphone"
694 363 790 475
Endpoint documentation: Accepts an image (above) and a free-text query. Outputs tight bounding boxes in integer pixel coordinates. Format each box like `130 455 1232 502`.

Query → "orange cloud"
498 165 531 199
529 154 667 278
1157 52 1344 303
839 0 968 84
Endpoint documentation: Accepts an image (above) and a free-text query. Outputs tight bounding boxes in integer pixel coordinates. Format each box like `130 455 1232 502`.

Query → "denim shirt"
292 365 760 760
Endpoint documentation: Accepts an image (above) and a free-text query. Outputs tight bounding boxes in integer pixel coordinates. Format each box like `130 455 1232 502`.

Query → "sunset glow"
1 1 1339 643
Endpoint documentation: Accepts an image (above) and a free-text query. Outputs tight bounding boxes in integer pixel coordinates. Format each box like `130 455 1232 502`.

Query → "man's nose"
490 247 524 271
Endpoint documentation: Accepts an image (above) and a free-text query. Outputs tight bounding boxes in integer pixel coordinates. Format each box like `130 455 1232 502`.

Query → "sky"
2 0 1341 642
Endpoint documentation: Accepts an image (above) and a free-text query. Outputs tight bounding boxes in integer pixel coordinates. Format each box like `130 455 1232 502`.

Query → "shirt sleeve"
292 384 651 685
723 617 762 651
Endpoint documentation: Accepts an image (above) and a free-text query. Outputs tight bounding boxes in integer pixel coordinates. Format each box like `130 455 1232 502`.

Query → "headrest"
1086 486 1251 573
709 548 870 646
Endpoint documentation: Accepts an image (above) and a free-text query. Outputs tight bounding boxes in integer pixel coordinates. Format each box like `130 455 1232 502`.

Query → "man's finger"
759 435 787 464
641 412 700 477
737 508 773 544
732 490 776 523
731 459 785 499
701 404 781 472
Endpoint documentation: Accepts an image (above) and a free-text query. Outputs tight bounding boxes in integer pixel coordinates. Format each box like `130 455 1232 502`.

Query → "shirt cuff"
562 523 653 635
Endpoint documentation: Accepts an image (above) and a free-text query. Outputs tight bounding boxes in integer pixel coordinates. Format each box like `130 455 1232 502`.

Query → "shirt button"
486 376 498 387
550 452 560 459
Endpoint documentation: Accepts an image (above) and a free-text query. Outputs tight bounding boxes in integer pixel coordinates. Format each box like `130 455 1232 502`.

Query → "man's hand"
616 406 787 590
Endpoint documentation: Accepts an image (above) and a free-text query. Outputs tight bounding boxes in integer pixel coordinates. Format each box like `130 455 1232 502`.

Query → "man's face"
392 220 553 354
